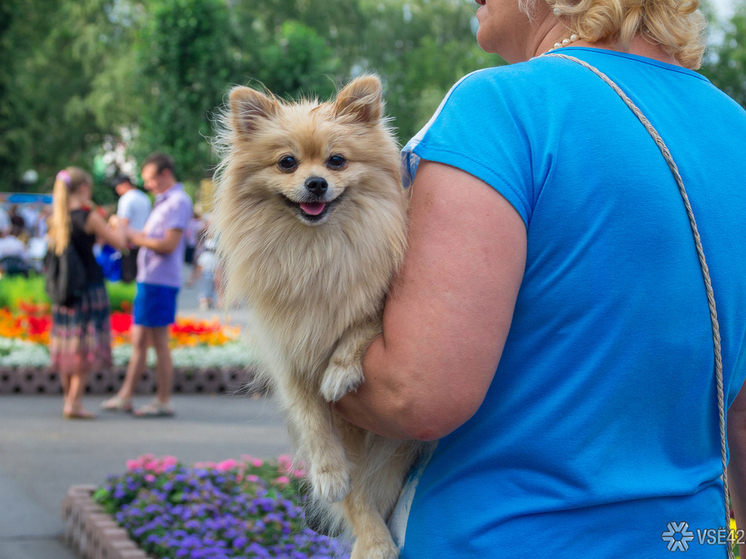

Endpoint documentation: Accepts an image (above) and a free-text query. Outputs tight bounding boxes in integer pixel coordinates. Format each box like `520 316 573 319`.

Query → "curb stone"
61 485 147 559
0 365 258 395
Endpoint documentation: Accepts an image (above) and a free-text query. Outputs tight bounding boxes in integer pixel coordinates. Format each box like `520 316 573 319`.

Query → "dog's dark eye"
327 154 347 170
278 155 297 171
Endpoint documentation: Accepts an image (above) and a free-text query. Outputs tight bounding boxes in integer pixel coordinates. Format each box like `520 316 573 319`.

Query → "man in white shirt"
113 175 151 282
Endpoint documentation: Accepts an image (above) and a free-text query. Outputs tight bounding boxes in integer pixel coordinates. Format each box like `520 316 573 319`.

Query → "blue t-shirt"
395 48 746 558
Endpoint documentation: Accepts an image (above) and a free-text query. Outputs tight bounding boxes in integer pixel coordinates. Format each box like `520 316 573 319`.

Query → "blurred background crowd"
0 186 220 311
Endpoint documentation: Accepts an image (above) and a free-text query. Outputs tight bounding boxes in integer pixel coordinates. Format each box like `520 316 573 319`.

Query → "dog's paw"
351 539 400 559
311 464 350 503
320 363 364 402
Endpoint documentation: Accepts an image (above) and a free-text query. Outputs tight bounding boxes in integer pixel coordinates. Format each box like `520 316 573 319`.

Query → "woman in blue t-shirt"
335 0 746 557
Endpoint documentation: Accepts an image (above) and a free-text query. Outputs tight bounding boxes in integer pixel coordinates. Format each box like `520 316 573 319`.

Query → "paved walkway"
0 270 289 559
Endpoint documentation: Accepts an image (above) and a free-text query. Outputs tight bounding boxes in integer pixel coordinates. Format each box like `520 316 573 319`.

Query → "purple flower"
98 456 350 558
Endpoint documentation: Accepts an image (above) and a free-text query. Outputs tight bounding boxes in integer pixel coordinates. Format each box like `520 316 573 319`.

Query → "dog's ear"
229 86 278 134
333 75 382 124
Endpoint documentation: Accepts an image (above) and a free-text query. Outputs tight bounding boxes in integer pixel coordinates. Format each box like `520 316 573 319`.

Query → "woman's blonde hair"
48 167 92 255
537 0 707 69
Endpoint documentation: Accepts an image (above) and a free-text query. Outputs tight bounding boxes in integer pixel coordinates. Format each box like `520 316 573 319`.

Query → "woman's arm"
334 160 527 441
85 210 127 251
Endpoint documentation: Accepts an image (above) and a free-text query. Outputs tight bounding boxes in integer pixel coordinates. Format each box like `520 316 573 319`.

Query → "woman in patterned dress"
48 168 127 419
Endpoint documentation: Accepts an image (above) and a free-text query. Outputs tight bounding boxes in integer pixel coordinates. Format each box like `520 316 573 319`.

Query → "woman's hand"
86 211 128 251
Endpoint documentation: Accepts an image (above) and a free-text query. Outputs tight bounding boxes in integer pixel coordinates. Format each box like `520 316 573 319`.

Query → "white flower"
112 341 259 368
0 338 260 369
0 338 50 367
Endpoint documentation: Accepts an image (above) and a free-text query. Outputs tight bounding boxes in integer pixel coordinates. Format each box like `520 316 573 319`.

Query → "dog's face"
226 75 398 226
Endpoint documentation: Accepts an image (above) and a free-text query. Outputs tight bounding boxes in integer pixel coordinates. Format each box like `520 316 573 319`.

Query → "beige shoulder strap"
547 52 732 558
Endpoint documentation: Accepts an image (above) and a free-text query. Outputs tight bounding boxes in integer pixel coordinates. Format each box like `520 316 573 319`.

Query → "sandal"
63 409 96 420
133 399 174 418
100 396 133 412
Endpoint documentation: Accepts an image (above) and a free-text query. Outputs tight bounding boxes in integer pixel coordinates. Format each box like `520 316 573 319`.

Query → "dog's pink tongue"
300 202 326 216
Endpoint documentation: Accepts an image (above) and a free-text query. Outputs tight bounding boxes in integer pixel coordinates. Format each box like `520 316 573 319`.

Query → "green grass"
106 280 136 313
0 273 135 312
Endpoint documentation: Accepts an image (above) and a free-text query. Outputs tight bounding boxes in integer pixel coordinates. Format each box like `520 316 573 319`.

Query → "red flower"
170 319 220 335
26 315 51 336
110 312 133 334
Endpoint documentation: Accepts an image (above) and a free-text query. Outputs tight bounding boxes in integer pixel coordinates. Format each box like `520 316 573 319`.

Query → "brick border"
61 485 148 559
0 365 258 395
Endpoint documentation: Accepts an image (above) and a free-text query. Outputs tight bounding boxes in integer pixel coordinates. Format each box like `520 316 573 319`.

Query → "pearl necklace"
549 33 579 51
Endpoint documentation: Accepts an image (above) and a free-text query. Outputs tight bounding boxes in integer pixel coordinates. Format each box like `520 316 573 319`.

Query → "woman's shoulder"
69 207 92 227
443 58 574 108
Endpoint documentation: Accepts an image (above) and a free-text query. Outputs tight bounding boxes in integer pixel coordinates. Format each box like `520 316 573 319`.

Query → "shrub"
0 275 134 312
0 274 48 311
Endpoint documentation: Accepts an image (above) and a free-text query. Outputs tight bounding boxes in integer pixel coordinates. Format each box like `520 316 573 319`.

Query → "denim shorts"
133 283 179 327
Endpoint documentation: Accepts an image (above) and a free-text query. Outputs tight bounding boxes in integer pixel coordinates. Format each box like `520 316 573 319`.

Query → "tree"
0 0 142 198
0 0 502 190
701 4 746 108
131 0 237 182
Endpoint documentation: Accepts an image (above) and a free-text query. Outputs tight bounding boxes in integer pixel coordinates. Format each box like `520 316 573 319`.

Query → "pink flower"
245 474 261 483
272 476 291 486
250 458 264 468
144 474 156 482
277 454 293 473
216 459 237 472
292 469 307 478
126 454 155 471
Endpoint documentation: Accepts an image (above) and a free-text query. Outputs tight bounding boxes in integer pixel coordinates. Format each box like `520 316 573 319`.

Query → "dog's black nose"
305 177 328 197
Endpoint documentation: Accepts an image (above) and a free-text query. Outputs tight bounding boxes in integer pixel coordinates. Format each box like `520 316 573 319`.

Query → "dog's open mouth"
283 195 343 223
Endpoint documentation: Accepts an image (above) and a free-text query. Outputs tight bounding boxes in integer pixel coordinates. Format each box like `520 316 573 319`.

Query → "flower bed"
4 302 244 350
69 455 351 559
0 303 262 394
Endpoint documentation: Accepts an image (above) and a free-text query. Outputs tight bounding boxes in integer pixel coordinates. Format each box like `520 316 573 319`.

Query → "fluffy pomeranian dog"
212 75 422 559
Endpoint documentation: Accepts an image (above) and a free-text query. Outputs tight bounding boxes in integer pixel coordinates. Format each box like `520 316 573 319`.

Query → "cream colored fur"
212 75 422 559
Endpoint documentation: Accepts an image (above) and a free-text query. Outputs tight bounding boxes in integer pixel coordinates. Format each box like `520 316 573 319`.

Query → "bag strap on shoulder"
546 52 731 556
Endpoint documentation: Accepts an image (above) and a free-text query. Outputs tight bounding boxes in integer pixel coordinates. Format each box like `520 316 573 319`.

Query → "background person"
334 0 746 556
101 153 192 417
8 205 25 238
184 208 201 266
194 237 217 310
0 206 11 237
113 174 151 283
47 167 127 419
0 226 26 260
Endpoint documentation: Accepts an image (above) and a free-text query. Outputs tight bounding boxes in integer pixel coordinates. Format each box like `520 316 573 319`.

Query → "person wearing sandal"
101 153 192 418
48 168 128 419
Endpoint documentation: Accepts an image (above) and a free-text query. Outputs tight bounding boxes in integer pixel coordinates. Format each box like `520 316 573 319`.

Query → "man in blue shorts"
101 153 193 417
